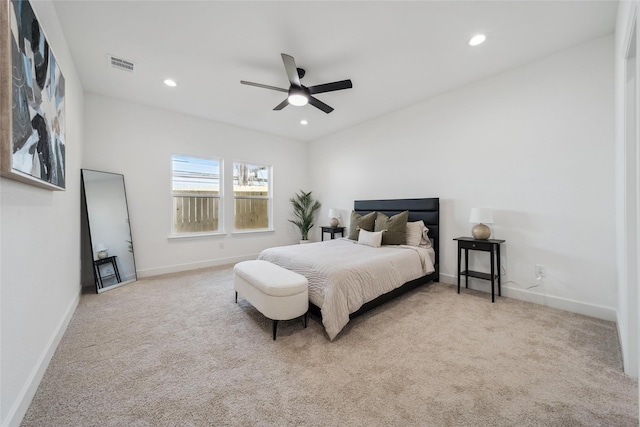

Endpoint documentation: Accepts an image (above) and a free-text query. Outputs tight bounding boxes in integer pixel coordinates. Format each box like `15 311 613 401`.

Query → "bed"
258 198 439 340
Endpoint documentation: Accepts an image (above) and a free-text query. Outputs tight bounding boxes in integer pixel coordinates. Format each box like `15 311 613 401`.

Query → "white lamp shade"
469 208 493 224
94 243 107 252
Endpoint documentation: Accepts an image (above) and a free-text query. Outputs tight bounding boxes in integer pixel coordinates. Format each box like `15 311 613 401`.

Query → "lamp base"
97 250 108 259
472 223 491 240
329 218 339 227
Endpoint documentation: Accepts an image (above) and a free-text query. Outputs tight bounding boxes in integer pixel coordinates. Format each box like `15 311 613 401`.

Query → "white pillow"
358 229 384 248
405 220 432 248
406 221 425 246
419 226 432 249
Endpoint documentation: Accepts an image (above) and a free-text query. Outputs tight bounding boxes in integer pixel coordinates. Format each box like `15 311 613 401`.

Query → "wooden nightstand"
321 226 345 241
454 237 505 303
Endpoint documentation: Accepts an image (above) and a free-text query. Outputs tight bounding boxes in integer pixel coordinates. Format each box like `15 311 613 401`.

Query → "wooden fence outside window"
234 194 269 229
173 195 219 233
172 191 269 233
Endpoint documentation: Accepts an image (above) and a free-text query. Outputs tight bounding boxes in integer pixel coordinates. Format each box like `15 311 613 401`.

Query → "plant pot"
299 240 311 244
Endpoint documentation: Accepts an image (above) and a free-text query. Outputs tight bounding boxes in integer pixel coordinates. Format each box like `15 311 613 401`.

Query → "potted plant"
289 190 321 242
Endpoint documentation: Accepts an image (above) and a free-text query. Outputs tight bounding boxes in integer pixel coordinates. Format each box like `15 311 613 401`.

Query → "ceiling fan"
241 53 353 114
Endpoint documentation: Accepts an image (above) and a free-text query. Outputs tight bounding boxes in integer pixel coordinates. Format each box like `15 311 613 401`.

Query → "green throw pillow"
348 211 376 240
374 211 409 245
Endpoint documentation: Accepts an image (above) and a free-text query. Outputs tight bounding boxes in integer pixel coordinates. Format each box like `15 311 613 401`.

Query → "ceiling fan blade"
307 79 353 95
273 98 289 111
241 80 288 93
308 96 334 114
281 53 301 87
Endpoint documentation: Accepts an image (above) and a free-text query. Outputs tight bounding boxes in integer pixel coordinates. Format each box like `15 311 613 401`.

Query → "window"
171 155 221 234
233 162 271 230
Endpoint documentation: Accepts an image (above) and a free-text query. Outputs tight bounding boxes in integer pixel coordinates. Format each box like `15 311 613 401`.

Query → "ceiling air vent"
107 55 135 73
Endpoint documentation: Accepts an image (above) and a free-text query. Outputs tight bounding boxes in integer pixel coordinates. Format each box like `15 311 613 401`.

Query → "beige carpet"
22 265 638 426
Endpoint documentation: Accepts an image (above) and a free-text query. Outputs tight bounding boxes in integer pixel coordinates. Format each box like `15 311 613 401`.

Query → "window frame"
169 153 224 238
232 160 273 233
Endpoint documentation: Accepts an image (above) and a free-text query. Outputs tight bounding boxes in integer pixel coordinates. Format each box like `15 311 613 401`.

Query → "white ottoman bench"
234 260 309 340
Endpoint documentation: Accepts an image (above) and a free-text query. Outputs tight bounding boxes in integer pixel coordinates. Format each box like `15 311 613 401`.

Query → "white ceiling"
52 1 617 142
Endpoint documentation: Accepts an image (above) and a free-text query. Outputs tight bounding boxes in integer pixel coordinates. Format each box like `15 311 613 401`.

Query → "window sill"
168 231 225 240
231 228 275 236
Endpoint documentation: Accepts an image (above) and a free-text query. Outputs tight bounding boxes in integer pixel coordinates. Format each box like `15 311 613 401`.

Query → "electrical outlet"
535 264 545 279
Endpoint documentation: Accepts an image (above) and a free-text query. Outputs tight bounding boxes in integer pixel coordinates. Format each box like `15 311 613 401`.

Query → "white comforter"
257 239 435 340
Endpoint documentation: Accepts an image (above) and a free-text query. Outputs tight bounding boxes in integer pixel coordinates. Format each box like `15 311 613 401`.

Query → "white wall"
0 1 84 426
309 35 616 320
83 94 309 277
615 0 639 379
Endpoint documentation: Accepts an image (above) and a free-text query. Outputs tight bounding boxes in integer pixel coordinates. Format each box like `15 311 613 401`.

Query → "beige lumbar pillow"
357 229 384 248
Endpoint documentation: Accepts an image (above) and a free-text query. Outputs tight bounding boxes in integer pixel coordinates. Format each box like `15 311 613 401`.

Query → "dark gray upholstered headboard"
353 198 440 266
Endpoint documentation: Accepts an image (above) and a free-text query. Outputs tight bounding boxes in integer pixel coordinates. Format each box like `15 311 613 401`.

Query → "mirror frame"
81 169 137 293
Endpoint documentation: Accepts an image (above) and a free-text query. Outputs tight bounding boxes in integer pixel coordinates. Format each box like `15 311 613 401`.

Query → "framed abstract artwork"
1 0 66 190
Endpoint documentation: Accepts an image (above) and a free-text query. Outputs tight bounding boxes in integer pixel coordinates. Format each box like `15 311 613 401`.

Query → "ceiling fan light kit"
288 88 308 106
241 53 352 113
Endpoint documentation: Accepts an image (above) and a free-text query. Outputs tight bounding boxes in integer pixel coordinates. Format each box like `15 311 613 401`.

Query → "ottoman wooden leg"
272 320 278 340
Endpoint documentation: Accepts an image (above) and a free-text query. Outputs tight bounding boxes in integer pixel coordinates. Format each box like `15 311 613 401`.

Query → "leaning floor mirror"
81 169 137 292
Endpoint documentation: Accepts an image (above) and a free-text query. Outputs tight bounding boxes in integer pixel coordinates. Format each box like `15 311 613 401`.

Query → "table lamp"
469 208 493 240
94 243 108 259
328 209 341 227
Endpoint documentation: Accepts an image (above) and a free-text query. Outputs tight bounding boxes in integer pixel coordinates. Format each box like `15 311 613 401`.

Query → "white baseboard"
2 292 80 427
136 254 259 278
439 273 616 322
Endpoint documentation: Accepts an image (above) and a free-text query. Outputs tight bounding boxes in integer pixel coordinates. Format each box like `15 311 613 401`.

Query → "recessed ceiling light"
300 119 308 125
469 34 486 46
164 79 177 87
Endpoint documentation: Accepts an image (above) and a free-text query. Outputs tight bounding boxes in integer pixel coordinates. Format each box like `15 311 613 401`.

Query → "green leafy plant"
288 190 321 240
